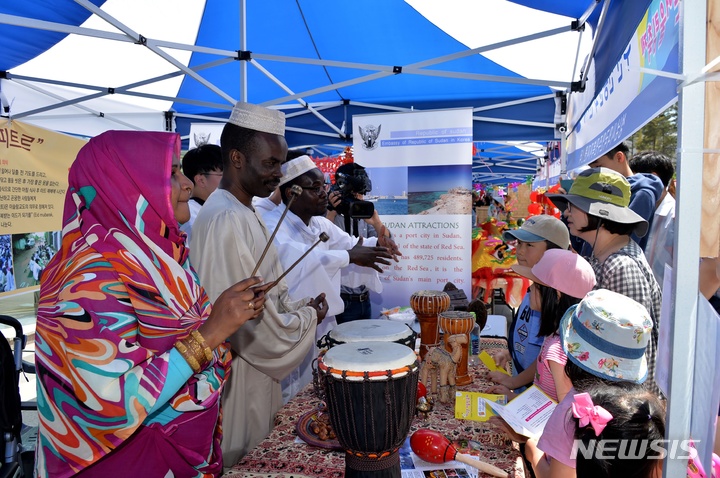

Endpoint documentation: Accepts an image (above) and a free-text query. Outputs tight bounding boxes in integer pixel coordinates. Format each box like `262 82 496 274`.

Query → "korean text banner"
566 0 679 169
0 120 86 235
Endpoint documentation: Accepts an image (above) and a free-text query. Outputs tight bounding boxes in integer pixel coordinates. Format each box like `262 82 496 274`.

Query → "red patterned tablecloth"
225 338 525 478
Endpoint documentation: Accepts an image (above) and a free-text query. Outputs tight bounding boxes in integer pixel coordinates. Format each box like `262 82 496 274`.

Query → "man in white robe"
262 156 398 402
190 102 328 469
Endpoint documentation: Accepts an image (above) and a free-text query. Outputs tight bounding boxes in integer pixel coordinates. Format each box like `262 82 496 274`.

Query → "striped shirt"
590 240 662 391
534 334 567 402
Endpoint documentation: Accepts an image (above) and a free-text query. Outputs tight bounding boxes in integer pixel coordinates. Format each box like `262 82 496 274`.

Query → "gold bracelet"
174 340 201 374
190 329 213 363
183 337 208 371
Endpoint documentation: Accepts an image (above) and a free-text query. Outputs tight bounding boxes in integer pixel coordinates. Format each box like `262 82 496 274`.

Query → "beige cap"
502 214 570 250
279 155 319 186
228 101 285 136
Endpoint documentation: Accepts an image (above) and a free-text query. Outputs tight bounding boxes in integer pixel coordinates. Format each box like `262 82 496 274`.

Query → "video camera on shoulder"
328 163 374 219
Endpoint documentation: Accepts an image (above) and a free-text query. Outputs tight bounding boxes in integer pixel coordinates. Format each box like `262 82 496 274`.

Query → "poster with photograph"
353 108 473 310
0 120 85 297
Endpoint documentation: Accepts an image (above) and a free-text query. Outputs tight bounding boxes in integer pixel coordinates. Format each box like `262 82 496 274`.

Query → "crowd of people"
30 100 719 478
485 148 720 478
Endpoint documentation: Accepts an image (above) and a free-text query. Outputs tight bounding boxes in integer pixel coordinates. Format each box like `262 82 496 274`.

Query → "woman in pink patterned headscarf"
35 131 265 477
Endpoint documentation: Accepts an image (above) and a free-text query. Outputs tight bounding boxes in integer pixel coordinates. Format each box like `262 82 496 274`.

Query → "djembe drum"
318 341 419 478
317 320 417 350
438 311 474 386
409 290 451 360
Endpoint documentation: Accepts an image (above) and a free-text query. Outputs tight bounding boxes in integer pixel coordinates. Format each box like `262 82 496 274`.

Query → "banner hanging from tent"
566 0 680 170
0 120 85 295
352 108 473 310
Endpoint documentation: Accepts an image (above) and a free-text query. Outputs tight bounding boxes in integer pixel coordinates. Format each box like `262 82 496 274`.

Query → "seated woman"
35 131 266 477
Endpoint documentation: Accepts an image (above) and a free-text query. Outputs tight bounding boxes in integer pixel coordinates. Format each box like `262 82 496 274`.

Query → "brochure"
480 384 556 439
455 391 506 421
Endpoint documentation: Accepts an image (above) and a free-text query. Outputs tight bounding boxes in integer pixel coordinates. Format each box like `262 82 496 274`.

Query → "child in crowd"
522 288 655 478
488 215 570 392
571 383 719 478
547 167 661 391
490 248 595 403
571 384 665 478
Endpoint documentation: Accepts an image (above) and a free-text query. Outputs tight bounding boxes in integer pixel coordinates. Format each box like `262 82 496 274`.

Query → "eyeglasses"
567 202 573 213
300 185 326 195
203 172 223 177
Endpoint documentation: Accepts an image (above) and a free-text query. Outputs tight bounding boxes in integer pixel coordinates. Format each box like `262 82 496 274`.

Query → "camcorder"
327 168 374 219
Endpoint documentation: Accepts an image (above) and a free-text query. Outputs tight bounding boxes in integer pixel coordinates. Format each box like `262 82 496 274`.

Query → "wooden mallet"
261 232 330 292
251 184 303 276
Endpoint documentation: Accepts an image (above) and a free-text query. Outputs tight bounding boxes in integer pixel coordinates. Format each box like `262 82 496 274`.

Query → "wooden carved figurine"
419 334 467 403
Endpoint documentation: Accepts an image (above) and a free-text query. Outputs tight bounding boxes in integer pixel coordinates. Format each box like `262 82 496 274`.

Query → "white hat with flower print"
560 289 653 383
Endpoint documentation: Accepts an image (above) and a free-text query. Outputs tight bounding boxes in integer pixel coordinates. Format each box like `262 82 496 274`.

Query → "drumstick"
262 232 329 292
251 184 303 276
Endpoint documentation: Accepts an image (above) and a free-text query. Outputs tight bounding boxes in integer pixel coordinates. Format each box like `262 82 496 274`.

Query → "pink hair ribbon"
572 393 613 436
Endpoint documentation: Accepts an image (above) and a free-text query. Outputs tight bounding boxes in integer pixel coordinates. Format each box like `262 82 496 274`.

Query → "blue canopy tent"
5 2 715 474
471 141 543 185
1 0 650 157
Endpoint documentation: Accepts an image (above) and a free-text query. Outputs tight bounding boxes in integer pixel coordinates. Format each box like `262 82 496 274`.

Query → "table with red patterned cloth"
225 337 525 478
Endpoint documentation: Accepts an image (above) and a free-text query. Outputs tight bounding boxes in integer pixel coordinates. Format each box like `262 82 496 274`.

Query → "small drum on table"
318 341 420 478
438 310 475 386
317 320 417 350
409 290 451 361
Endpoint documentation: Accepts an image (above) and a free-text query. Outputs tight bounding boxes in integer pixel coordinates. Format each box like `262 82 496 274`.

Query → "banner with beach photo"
0 120 85 296
352 108 473 311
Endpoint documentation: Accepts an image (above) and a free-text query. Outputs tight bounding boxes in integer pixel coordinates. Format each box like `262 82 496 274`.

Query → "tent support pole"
240 0 247 102
664 0 706 476
249 59 343 136
75 0 237 105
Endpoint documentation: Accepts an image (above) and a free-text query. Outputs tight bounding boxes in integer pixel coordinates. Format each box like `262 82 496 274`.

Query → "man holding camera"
263 156 398 400
325 162 400 322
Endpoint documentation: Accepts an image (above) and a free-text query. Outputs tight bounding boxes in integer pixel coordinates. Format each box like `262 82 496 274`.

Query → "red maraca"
410 429 508 478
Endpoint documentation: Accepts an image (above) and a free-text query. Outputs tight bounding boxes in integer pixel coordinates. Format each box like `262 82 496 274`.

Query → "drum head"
321 341 417 381
330 320 412 343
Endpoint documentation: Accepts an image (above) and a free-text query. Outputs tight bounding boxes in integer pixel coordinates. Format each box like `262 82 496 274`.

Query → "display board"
0 120 85 296
352 108 473 310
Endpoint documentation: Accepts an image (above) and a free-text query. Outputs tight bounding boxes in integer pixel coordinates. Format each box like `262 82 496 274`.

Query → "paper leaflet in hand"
479 350 510 375
480 385 557 439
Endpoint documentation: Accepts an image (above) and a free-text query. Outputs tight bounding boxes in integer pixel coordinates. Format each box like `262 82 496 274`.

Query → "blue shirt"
511 293 544 374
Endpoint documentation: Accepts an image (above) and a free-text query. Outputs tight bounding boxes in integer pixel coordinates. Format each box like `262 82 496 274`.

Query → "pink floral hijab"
36 131 229 477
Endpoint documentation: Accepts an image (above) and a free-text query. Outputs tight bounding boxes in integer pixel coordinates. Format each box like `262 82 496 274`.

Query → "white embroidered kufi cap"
228 101 285 135
279 155 318 186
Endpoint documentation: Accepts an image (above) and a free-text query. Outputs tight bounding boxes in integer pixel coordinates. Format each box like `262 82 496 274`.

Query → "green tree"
630 103 678 161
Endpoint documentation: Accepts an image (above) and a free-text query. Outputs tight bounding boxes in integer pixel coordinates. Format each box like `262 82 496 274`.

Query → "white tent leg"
664 0 706 476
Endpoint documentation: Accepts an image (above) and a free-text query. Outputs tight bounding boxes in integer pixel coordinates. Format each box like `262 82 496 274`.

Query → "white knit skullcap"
228 101 285 135
279 155 318 186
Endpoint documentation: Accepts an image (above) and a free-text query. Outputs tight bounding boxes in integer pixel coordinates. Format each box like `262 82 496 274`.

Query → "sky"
408 165 472 192
367 167 408 197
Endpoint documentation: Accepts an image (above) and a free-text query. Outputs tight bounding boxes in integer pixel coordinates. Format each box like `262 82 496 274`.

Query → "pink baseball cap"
512 249 596 299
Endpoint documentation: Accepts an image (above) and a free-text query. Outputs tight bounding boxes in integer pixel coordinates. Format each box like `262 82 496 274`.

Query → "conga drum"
409 290 451 360
438 311 474 386
317 320 417 350
318 341 419 478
